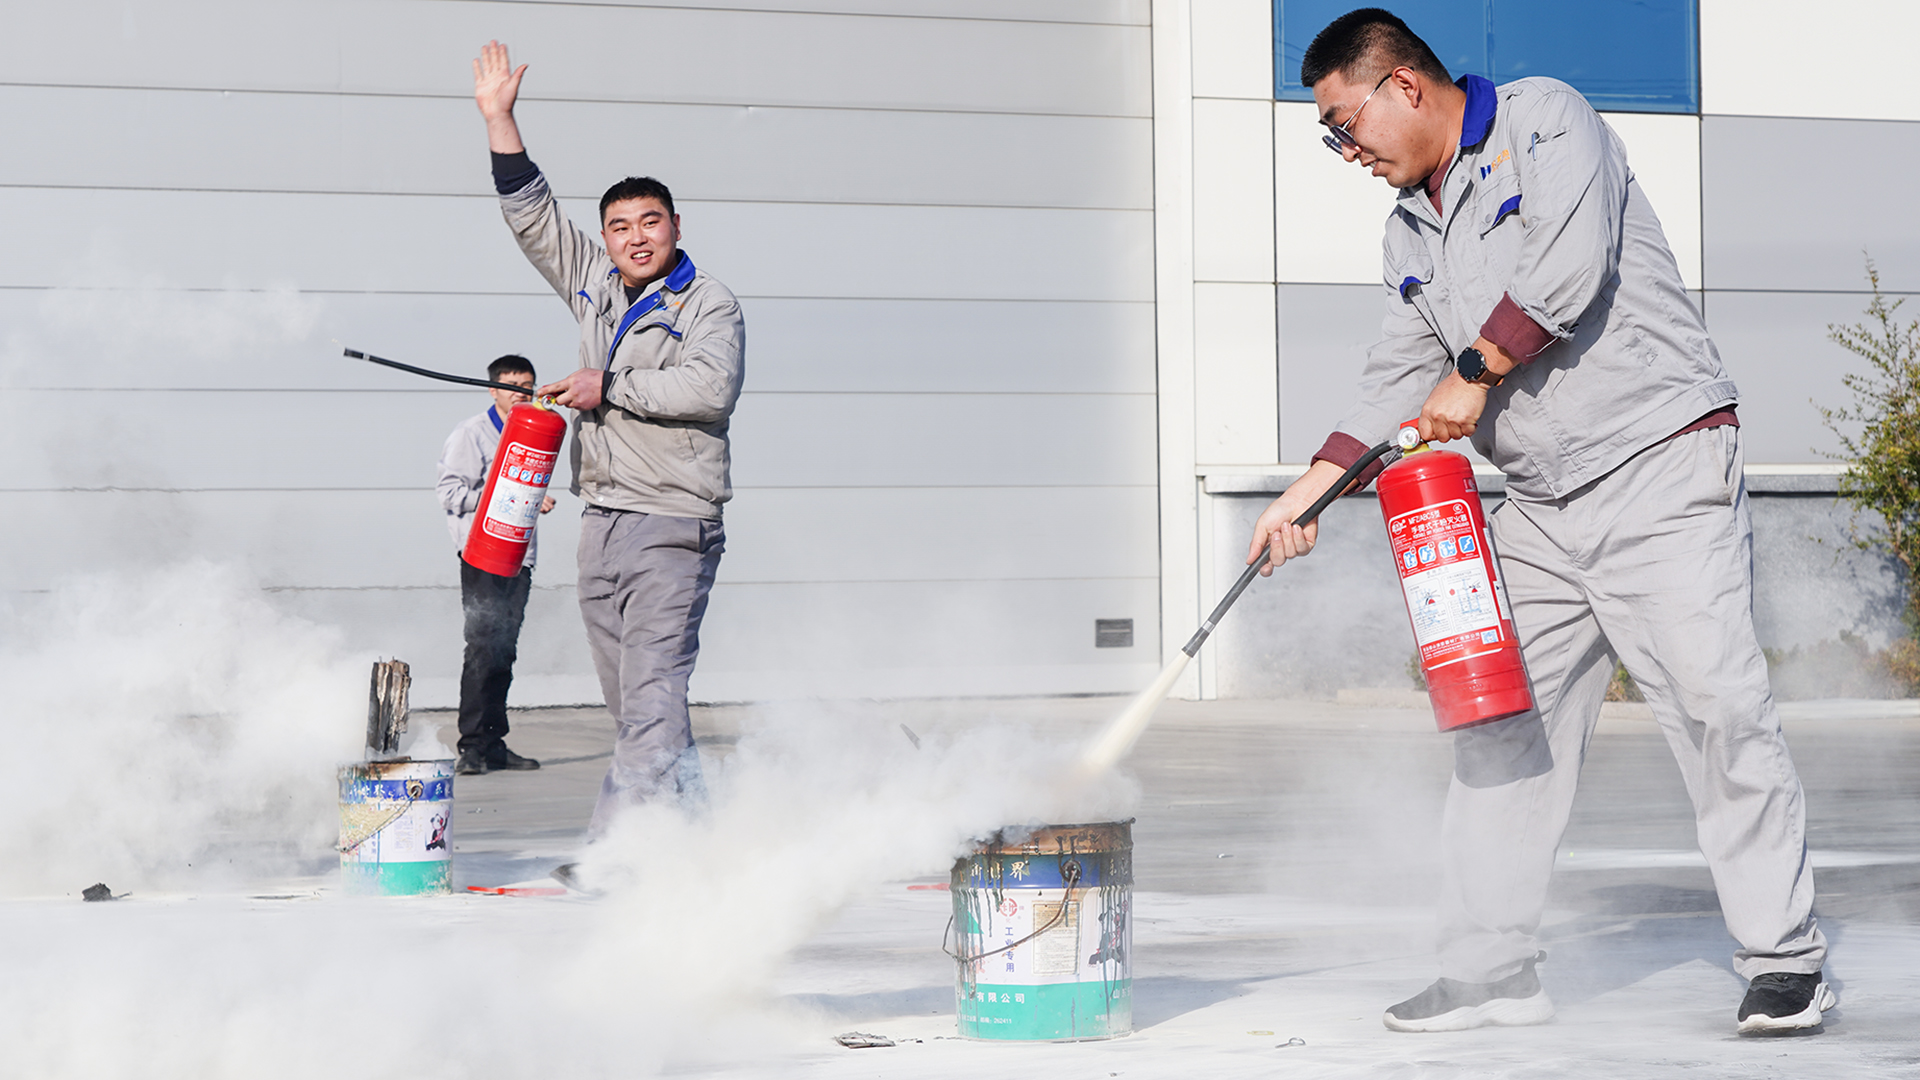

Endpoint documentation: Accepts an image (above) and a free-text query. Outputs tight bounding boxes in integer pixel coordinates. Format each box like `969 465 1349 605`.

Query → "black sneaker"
485 744 540 771
1737 971 1835 1034
455 750 491 776
1385 953 1554 1032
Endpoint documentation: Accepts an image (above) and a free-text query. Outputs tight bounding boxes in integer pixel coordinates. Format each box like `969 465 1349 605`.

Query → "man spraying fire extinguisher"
436 354 557 777
1249 9 1830 1037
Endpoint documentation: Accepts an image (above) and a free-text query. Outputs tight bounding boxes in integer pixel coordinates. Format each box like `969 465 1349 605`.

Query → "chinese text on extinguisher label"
1387 499 1507 666
480 441 557 542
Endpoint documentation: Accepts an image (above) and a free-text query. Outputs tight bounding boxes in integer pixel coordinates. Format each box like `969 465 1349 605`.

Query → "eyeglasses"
1322 70 1396 155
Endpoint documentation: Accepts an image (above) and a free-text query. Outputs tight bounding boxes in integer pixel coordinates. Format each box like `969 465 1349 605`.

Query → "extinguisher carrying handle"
1180 438 1399 658
343 347 559 406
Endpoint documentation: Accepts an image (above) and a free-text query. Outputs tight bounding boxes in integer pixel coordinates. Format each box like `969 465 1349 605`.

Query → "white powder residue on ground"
0 566 1137 1077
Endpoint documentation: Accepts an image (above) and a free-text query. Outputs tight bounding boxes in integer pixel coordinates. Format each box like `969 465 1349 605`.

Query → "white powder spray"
0 562 365 895
0 566 1136 1077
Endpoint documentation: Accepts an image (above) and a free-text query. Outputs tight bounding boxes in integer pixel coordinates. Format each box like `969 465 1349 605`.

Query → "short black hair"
488 354 535 383
599 176 675 224
1300 8 1450 91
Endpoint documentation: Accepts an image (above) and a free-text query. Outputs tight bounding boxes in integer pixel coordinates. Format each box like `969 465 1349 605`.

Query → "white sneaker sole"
1383 990 1555 1033
1737 982 1836 1034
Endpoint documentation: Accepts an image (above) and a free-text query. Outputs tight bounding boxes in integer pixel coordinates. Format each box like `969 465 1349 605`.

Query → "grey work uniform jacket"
500 169 745 520
1332 75 1736 501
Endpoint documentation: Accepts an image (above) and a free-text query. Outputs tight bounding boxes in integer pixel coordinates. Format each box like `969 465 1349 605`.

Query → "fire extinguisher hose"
342 346 559 403
1179 437 1398 658
1076 435 1401 778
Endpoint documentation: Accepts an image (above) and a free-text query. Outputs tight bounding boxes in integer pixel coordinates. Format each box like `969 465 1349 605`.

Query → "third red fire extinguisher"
1376 426 1534 731
463 401 568 577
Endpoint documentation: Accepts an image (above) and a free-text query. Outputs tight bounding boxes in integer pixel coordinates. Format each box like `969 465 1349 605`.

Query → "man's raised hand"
473 40 528 153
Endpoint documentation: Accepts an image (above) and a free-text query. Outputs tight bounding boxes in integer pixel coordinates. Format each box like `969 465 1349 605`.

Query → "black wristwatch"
1456 346 1504 387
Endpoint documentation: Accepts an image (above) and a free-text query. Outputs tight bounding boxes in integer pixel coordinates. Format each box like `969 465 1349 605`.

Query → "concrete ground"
440 695 1920 1078
6 694 1917 1078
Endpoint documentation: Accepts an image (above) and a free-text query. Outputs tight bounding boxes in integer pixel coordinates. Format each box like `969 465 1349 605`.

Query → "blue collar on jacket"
487 405 504 431
1458 74 1497 148
1395 76 1500 298
606 250 698 363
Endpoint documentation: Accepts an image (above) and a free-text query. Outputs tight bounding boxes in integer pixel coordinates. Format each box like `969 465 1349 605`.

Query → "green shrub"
1819 259 1920 637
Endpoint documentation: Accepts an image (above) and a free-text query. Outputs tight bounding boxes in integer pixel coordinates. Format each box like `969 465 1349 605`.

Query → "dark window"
1274 0 1698 114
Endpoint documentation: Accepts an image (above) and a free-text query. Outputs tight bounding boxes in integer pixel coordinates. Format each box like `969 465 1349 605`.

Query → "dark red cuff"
1311 431 1390 488
1480 293 1556 361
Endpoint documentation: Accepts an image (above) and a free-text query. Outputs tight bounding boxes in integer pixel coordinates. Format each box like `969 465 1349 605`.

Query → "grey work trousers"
1440 426 1826 982
577 506 723 837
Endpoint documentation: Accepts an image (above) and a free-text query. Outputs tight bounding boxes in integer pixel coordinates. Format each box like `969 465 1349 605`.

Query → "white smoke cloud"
0 562 365 895
0 566 1137 1077
3 280 323 387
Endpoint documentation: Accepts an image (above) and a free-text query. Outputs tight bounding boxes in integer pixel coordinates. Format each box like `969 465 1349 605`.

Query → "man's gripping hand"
473 40 528 153
1417 335 1516 443
1246 459 1349 576
1418 374 1488 443
537 368 606 411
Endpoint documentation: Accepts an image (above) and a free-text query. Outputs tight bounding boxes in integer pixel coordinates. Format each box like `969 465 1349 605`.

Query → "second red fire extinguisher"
463 401 568 577
1376 426 1533 731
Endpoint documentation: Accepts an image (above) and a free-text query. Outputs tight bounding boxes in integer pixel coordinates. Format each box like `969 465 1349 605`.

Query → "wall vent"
1094 618 1134 648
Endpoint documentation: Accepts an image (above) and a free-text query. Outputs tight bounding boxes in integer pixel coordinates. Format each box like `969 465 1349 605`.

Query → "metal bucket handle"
943 858 1082 965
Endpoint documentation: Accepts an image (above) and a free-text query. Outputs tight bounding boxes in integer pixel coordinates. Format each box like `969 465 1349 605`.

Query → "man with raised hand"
1247 8 1830 1035
472 41 744 840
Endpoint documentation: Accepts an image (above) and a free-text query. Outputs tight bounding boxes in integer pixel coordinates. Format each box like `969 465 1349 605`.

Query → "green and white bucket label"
338 761 455 896
953 883 1131 1040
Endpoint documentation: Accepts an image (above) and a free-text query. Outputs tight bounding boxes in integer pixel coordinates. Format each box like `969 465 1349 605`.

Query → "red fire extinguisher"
462 401 568 577
1376 426 1534 731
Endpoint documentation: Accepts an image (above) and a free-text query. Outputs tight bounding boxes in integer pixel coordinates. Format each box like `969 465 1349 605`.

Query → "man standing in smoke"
1249 9 1832 1034
436 353 555 776
471 41 745 841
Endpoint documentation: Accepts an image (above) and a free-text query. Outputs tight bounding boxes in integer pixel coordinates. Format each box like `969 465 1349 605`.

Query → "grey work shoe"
1384 954 1554 1032
455 750 491 776
1737 971 1835 1034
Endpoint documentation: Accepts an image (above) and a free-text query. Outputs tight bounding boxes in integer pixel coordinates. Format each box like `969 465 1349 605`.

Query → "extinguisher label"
1387 499 1505 663
481 441 558 543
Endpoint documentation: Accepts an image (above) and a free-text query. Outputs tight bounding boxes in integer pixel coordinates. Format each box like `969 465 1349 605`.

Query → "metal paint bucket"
337 759 454 896
949 820 1133 1040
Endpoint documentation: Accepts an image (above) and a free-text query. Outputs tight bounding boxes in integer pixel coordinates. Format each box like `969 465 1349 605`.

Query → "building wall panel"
1601 111 1702 291
1192 98 1276 283
1193 282 1278 464
729 393 1158 489
0 189 1154 302
1272 101 1398 285
1703 289 1881 463
1190 0 1272 100
1703 115 1920 293
0 1 1161 704
1701 0 1920 122
0 86 1152 211
7 1 1152 117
